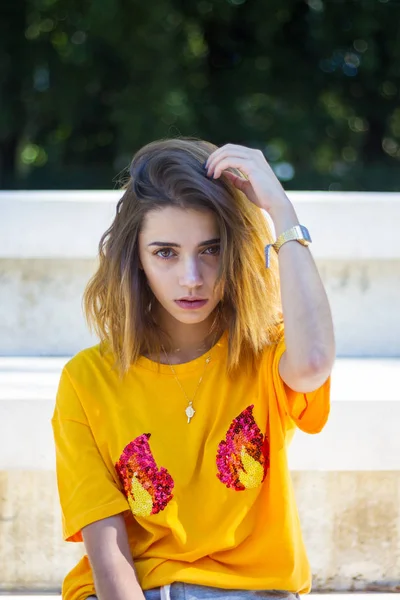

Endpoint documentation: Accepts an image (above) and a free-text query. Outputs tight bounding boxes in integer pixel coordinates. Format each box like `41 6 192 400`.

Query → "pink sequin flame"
115 433 174 514
216 405 269 491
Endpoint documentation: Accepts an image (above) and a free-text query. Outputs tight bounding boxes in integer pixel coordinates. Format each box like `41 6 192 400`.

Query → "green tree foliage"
1 0 400 190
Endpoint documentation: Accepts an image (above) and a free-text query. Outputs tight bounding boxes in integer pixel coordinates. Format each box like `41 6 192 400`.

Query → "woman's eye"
204 245 220 256
156 248 175 259
155 246 219 259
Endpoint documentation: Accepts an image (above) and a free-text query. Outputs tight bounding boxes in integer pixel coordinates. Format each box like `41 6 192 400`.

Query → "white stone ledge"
1 356 399 401
0 357 399 471
1 191 400 259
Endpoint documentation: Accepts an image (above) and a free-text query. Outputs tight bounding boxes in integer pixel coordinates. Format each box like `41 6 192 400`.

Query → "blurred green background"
1 0 400 191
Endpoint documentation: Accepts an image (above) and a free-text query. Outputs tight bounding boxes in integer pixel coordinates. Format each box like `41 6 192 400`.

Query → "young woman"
52 138 335 600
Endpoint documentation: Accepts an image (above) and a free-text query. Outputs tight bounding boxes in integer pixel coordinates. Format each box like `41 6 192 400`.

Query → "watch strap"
273 225 311 253
265 225 312 268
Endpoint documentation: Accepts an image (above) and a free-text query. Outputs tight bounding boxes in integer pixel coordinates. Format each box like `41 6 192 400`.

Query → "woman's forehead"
140 206 219 241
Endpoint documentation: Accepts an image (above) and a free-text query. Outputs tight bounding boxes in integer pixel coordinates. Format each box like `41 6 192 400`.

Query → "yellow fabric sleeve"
51 367 129 542
271 334 331 435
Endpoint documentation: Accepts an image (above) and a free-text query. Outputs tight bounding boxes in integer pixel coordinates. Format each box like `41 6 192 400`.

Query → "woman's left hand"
205 143 290 215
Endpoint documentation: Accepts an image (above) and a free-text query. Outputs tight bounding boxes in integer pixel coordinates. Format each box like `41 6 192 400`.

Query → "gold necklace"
161 341 214 424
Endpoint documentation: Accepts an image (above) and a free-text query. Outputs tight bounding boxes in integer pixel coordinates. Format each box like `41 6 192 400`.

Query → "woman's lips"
174 299 208 310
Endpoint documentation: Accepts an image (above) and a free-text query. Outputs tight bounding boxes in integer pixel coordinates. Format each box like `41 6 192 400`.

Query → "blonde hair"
83 137 282 377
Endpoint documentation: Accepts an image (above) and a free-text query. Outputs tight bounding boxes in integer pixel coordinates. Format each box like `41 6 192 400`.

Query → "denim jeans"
86 582 300 600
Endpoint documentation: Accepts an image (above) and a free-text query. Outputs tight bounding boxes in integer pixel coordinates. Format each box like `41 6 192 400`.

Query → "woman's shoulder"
63 342 114 380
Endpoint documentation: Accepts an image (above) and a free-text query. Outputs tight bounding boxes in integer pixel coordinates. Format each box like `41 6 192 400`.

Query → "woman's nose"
178 257 203 288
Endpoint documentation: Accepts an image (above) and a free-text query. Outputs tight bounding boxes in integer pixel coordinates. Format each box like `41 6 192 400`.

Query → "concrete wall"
1 470 399 592
1 191 400 357
1 257 399 357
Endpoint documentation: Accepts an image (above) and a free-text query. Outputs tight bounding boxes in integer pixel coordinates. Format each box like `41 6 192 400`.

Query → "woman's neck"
153 305 223 364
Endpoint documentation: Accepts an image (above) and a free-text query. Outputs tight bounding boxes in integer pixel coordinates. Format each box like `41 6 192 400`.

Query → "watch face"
300 226 312 244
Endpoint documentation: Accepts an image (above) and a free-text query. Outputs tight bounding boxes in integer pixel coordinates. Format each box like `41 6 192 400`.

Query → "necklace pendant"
185 402 195 424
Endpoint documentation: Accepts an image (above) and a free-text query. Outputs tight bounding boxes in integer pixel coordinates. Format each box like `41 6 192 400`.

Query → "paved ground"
1 595 400 599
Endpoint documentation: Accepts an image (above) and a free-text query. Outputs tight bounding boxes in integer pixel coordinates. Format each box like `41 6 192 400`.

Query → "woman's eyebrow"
148 238 220 248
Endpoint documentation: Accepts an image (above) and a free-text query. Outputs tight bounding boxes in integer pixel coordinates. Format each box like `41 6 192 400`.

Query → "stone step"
0 356 399 471
1 191 400 357
1 355 399 401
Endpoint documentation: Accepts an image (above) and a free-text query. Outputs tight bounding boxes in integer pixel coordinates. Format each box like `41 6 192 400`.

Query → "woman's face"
138 206 222 325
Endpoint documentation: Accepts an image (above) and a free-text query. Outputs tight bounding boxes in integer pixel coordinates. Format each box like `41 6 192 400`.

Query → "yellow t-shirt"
51 330 330 600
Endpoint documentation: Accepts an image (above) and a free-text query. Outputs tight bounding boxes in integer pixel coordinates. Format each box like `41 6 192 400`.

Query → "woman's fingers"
206 144 264 175
208 156 254 179
206 146 250 174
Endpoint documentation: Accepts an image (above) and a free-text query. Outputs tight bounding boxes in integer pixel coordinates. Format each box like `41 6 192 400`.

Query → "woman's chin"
169 304 216 325
155 299 219 326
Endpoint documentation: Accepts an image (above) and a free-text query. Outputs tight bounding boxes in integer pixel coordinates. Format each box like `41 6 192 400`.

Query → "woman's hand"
205 143 290 215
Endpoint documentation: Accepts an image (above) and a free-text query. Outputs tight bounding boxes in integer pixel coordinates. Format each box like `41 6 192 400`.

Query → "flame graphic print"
216 405 269 491
115 434 174 517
